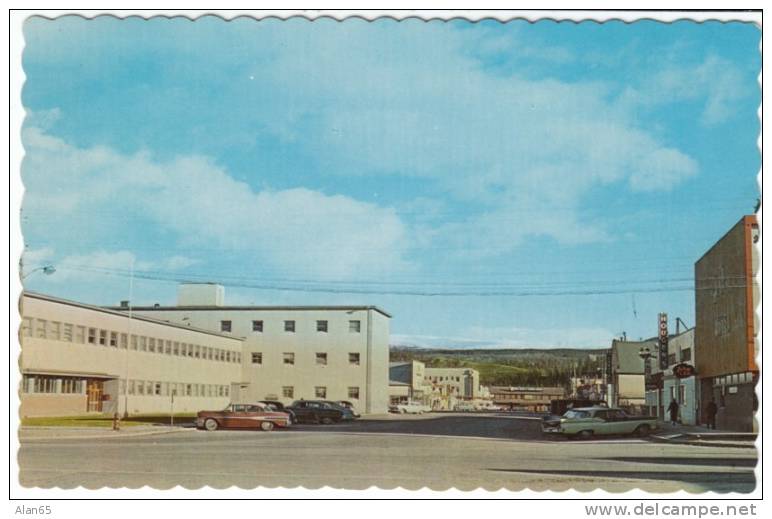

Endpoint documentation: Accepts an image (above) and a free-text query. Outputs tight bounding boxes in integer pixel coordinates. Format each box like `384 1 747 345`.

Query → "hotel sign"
672 363 696 379
658 313 669 370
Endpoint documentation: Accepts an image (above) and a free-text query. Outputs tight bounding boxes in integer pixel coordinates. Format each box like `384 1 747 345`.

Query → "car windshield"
563 410 589 419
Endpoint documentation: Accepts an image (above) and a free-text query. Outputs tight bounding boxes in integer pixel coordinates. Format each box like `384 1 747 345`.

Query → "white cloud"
21 127 413 280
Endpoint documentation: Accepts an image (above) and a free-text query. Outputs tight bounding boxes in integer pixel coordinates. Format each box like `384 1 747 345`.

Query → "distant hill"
390 345 608 388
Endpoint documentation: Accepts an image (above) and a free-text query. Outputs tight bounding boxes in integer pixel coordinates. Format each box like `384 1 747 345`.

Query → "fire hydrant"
112 412 120 431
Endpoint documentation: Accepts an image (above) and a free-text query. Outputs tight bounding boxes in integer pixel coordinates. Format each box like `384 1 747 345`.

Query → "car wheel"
204 418 219 431
399 408 406 414
635 424 651 437
320 416 334 425
577 430 593 440
260 421 275 432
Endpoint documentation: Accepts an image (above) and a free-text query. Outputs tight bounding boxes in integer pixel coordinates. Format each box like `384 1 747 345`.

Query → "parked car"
335 400 361 418
389 401 431 414
285 400 355 424
542 406 658 439
196 403 292 431
453 402 476 412
259 400 297 423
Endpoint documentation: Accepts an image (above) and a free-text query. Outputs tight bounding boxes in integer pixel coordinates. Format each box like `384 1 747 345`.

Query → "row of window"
124 380 230 398
282 386 359 400
426 375 463 383
712 372 754 387
667 348 692 366
222 319 362 334
22 317 242 364
21 375 84 394
251 352 361 366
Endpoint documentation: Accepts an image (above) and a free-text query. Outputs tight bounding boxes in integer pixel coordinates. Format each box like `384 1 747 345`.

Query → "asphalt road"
19 413 757 492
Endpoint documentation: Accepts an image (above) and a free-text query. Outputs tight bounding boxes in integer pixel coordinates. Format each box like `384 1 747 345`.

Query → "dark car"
335 400 361 418
259 400 297 423
286 400 354 424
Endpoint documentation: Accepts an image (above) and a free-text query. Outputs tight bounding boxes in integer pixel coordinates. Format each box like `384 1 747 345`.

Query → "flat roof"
22 291 245 342
117 304 392 318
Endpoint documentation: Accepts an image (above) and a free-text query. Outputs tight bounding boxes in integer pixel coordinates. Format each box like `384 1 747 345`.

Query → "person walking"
706 398 718 430
667 398 679 426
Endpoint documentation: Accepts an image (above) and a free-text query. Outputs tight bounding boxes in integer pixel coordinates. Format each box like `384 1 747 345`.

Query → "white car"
389 402 431 414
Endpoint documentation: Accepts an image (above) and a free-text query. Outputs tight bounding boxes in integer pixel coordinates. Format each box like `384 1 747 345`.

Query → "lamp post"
21 264 56 280
639 346 653 416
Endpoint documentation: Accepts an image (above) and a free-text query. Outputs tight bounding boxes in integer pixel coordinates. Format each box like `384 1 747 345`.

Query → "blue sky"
20 16 760 348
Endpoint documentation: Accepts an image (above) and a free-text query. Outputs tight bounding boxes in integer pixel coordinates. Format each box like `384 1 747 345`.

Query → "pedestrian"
706 398 718 430
667 398 679 426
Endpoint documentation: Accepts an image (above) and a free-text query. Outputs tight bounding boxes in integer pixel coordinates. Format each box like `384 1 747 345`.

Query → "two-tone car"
542 406 658 439
196 403 292 431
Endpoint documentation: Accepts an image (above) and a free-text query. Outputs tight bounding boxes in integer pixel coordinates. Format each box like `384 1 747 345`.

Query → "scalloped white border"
6 6 764 506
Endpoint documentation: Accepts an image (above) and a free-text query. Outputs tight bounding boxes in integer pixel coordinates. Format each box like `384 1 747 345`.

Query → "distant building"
490 386 566 412
695 215 759 432
388 361 432 404
424 367 480 399
609 338 652 410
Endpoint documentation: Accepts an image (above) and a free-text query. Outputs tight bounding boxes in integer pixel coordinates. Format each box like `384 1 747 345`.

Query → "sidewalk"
650 421 758 448
18 424 195 441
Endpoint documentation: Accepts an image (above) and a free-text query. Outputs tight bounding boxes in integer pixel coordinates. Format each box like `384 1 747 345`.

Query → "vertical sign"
605 349 612 382
658 313 669 370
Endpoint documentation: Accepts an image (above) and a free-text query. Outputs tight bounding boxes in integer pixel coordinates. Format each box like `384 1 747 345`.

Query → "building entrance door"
86 379 103 412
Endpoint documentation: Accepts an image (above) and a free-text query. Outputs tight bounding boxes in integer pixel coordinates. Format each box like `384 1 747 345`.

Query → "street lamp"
638 346 654 416
22 264 56 280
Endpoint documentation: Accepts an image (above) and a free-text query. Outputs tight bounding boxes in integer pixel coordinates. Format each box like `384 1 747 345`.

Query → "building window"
252 320 263 332
349 353 360 365
194 345 200 358
284 320 295 332
681 348 692 362
315 386 327 399
21 317 33 337
348 387 360 400
148 337 156 352
349 320 361 333
120 333 128 349
316 353 328 365
283 352 295 365
252 352 263 365
49 321 61 340
188 344 195 358
137 381 145 395
128 380 135 395
155 382 162 396
75 326 86 344
282 386 294 399
130 335 137 350
166 341 173 355
221 320 232 332
36 319 48 338
180 343 187 356
98 329 107 346
317 320 328 332
63 323 73 342
87 327 97 344
140 336 147 351
173 342 179 355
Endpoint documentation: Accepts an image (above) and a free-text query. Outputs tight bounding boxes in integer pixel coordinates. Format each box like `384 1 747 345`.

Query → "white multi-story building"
19 292 244 417
127 283 391 414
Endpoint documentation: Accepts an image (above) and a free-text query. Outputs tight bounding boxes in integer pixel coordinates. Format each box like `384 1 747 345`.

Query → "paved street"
19 414 757 492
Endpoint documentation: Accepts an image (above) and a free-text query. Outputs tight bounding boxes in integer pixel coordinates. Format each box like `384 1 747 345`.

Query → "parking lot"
19 413 757 492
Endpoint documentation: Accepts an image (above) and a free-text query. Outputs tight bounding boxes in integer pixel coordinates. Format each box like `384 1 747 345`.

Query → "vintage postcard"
11 9 762 501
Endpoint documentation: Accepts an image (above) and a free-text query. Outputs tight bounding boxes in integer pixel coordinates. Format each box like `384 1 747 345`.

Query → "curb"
648 434 756 449
19 426 195 442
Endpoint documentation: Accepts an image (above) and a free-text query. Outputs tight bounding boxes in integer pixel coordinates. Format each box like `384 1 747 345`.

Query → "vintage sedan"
285 400 354 424
542 406 658 439
196 403 292 431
